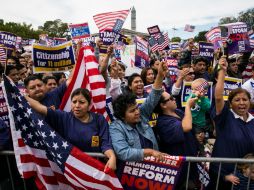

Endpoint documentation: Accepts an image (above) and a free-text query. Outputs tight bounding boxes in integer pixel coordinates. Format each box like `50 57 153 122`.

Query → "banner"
0 31 17 50
199 42 214 62
118 155 185 190
69 22 90 40
223 77 242 101
81 36 96 47
135 36 149 68
181 82 213 107
32 41 75 73
99 30 117 54
53 37 67 45
170 42 180 52
167 58 178 83
226 23 252 54
147 25 161 36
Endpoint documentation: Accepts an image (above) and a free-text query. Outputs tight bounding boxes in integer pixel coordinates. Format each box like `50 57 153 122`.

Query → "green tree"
194 30 208 42
0 21 41 39
238 8 254 30
218 16 237 25
171 36 181 42
38 19 68 37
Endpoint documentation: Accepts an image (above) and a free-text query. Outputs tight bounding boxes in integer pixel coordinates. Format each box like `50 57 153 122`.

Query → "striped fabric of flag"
248 30 254 48
0 47 7 65
3 75 123 190
148 34 160 52
184 24 195 32
93 9 130 32
60 46 109 120
158 32 169 51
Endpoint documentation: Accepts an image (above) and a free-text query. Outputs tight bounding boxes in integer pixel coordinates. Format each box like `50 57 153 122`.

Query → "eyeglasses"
162 96 175 103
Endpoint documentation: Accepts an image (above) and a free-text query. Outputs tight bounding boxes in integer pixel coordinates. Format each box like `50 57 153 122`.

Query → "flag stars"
27 133 33 139
49 131 56 139
16 115 22 122
24 113 29 118
33 141 39 147
18 103 23 109
11 93 17 99
62 141 69 149
10 106 16 112
27 108 32 115
38 120 44 128
22 124 28 131
52 142 59 150
57 154 62 159
41 132 47 138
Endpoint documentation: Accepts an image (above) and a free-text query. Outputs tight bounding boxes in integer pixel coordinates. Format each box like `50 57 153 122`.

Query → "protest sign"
0 85 9 126
199 42 214 62
105 96 115 123
69 22 90 40
224 23 252 54
223 77 242 101
99 30 117 54
167 58 178 83
32 41 75 73
0 31 17 50
147 25 161 36
170 42 180 52
181 82 213 107
135 36 149 68
118 155 185 190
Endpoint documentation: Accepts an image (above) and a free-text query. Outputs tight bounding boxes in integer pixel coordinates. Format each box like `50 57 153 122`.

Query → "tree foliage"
218 16 237 25
38 19 68 38
0 19 41 39
194 30 208 42
171 36 181 42
238 8 254 30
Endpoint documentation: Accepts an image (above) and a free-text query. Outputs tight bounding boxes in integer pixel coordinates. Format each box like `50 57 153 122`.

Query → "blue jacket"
109 88 163 161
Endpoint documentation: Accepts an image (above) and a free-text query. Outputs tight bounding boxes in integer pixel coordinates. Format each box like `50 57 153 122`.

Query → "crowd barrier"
0 151 254 190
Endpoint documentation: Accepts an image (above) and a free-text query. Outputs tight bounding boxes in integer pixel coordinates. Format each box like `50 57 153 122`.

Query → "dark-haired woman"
26 88 116 171
140 67 155 86
109 61 168 162
208 57 254 190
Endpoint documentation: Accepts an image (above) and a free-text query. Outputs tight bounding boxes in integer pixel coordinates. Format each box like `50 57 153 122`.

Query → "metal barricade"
0 151 254 190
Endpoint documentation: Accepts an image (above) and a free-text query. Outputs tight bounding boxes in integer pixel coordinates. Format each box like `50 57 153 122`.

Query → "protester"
208 56 254 190
16 64 28 82
43 75 58 92
25 88 117 171
109 61 168 162
140 67 155 86
24 74 72 109
232 153 254 190
192 56 211 81
5 65 19 84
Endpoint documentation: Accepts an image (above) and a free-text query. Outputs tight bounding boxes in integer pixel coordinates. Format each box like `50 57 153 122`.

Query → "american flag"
248 30 254 48
148 34 160 52
2 75 123 190
184 24 195 32
158 32 169 51
59 46 109 120
196 80 209 93
93 9 130 32
0 46 7 65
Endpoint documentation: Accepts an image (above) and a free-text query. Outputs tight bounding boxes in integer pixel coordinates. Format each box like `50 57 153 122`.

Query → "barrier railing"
0 151 254 190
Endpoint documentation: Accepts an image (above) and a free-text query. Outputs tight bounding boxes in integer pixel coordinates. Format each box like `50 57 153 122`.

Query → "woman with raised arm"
208 57 254 190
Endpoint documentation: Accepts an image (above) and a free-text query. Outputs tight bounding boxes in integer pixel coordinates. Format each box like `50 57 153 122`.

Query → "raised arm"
153 61 168 89
182 96 198 132
99 45 113 79
25 96 47 115
172 68 189 95
215 56 228 114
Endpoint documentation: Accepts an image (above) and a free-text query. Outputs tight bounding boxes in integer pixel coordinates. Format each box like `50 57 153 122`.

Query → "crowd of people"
0 37 254 190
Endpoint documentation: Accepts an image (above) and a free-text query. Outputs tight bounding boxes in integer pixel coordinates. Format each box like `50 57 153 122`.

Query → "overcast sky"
1 0 253 39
